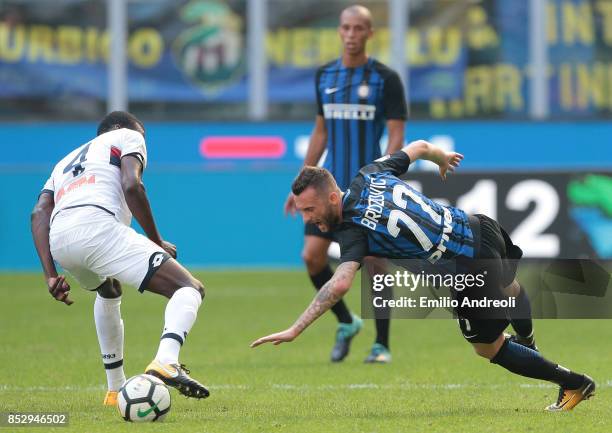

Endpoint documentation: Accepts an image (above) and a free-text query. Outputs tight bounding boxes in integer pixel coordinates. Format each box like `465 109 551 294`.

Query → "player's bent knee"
472 344 494 359
501 279 520 298
472 334 505 360
179 273 204 299
145 257 206 301
97 278 122 298
167 278 204 300
192 279 205 300
111 279 123 297
301 248 327 273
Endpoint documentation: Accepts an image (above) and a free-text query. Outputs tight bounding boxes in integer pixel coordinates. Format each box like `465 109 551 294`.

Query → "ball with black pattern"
117 374 171 422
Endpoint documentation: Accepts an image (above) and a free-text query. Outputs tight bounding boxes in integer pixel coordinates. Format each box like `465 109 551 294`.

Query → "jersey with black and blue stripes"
316 58 407 190
336 151 475 264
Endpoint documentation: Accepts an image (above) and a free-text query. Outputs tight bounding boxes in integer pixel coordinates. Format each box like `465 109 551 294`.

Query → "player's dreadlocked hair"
291 166 337 195
97 111 145 137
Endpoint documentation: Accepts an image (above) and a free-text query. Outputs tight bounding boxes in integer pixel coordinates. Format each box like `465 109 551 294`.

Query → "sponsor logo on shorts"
139 251 171 292
151 252 165 268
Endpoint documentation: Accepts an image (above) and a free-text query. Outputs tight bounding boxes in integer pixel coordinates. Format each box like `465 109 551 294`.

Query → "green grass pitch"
0 271 610 432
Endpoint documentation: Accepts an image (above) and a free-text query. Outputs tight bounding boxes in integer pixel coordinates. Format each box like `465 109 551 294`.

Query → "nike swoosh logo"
325 87 339 94
559 393 576 409
137 398 162 418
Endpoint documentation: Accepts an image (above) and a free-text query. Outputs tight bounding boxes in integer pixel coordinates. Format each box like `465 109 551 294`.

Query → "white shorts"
49 207 169 291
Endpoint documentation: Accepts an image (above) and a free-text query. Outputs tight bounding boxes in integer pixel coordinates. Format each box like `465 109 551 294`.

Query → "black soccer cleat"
145 360 210 399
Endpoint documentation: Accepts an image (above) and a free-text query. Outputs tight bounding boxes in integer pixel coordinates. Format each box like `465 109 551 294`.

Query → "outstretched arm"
251 261 360 347
31 192 73 305
403 140 463 180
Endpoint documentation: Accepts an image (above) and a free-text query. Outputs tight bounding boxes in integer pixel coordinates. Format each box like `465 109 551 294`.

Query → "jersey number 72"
387 183 442 251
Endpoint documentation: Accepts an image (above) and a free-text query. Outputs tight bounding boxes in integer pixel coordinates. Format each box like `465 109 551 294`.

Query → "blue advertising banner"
0 121 610 169
1 121 610 270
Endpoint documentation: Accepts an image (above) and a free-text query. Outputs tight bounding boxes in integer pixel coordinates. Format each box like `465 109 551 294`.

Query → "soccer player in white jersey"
31 111 209 405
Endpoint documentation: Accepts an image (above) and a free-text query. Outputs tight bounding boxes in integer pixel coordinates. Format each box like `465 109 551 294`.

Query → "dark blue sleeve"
360 151 411 177
315 68 324 116
337 226 368 264
382 71 407 120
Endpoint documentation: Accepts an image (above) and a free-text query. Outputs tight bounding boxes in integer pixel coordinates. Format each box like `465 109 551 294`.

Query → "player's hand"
250 327 299 348
284 192 297 216
160 240 177 259
438 152 464 180
47 275 73 305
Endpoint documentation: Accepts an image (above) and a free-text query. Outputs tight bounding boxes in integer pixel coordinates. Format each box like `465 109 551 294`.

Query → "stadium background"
1 1 612 432
1 0 611 269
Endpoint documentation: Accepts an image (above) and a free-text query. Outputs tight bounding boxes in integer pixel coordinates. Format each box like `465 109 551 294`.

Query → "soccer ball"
117 374 171 422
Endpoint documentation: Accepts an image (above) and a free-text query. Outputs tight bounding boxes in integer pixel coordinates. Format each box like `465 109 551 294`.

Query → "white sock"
94 294 125 392
155 287 202 365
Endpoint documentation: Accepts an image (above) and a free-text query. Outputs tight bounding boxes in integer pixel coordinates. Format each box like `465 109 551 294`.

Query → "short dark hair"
97 111 145 137
292 166 337 195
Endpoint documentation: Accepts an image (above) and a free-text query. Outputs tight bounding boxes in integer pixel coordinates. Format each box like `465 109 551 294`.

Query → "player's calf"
143 258 208 398
146 258 204 299
94 279 126 401
506 333 538 352
503 280 535 344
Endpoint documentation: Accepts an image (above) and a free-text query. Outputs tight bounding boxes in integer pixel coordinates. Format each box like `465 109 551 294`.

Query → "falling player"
253 140 595 411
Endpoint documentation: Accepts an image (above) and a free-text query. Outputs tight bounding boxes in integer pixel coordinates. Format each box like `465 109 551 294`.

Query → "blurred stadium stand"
0 0 610 269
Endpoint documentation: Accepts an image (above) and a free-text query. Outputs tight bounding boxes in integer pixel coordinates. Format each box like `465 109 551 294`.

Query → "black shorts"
456 316 509 345
471 213 523 286
304 222 336 241
454 214 524 344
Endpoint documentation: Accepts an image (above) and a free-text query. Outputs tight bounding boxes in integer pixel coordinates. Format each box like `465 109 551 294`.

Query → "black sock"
375 319 390 349
509 285 534 339
373 284 392 349
309 265 353 324
491 339 583 389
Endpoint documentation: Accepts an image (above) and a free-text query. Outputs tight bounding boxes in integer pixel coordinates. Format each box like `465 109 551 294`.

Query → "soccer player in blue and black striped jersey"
285 5 407 363
255 140 595 412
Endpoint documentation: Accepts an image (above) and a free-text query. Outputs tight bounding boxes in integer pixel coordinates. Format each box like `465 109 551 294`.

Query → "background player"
254 140 595 412
31 111 210 405
284 4 407 363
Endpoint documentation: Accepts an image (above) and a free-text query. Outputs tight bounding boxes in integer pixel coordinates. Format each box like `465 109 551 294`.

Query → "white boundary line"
1 381 611 392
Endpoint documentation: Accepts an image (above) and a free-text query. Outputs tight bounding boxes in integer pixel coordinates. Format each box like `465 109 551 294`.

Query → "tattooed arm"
292 261 359 334
250 261 360 347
